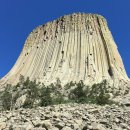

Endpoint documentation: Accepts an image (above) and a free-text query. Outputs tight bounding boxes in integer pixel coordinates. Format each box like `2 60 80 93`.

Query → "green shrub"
22 97 33 108
39 87 53 107
0 77 116 110
1 87 12 110
23 79 40 108
96 93 110 105
53 93 65 104
68 80 113 105
65 81 75 90
69 81 86 102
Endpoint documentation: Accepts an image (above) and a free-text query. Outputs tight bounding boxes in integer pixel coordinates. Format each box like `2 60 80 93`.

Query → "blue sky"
0 0 130 78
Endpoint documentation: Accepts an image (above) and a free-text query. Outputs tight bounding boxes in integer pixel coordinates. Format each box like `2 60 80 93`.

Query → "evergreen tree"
1 86 12 110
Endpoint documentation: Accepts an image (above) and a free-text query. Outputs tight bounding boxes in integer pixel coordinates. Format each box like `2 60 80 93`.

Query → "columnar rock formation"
0 13 129 89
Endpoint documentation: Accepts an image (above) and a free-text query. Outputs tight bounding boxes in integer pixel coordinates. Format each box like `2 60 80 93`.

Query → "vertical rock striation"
0 13 129 90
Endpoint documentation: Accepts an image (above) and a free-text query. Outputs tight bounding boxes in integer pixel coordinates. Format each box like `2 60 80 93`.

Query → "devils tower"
0 13 129 90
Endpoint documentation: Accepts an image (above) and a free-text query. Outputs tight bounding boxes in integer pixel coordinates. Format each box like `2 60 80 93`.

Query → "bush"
94 80 110 105
39 87 53 107
0 77 116 110
69 81 86 103
1 86 12 110
69 80 112 105
96 93 110 105
22 98 33 108
53 93 65 104
22 79 40 108
64 81 75 90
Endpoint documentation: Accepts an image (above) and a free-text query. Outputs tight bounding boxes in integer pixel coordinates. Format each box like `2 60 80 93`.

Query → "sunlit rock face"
0 13 129 89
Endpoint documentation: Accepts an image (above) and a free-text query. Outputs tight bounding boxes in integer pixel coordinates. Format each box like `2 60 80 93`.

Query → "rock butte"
0 13 129 89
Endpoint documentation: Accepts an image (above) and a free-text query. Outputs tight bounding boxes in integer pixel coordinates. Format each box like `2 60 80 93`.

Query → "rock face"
0 103 130 130
0 13 129 88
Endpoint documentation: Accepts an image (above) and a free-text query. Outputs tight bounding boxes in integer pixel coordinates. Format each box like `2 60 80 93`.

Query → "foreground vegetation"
0 76 116 111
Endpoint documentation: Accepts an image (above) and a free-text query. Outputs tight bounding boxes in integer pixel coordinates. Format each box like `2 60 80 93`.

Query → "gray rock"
0 103 130 130
122 94 130 106
61 126 73 130
42 120 53 129
120 123 130 129
72 123 80 130
32 119 41 127
15 94 27 108
92 123 106 130
0 122 6 130
55 122 65 129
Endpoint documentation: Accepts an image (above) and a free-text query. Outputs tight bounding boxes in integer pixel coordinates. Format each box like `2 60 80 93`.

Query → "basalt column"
0 13 129 89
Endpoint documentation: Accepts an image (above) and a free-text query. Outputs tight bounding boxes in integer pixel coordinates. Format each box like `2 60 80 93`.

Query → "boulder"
15 94 27 108
61 126 73 130
0 122 6 130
